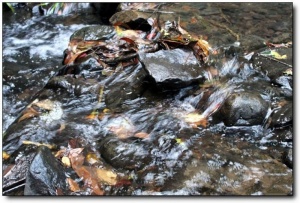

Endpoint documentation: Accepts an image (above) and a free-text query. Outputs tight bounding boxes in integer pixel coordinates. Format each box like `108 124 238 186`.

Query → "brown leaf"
18 107 39 122
67 178 80 192
68 148 85 169
56 188 64 196
74 166 104 195
134 132 150 139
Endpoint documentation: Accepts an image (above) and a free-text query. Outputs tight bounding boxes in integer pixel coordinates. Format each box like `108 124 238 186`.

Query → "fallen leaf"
56 188 64 196
3 151 10 160
86 152 100 165
86 110 98 120
68 148 85 170
96 168 118 185
74 166 104 195
62 156 71 168
54 149 66 158
18 107 39 122
184 113 208 128
134 132 150 139
175 138 183 144
67 178 80 192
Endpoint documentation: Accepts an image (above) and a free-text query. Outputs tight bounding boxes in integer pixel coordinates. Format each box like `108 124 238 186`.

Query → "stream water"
2 3 293 196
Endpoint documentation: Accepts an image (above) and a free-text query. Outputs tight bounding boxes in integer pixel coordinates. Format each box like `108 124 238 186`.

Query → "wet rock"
70 25 116 41
252 47 292 82
282 149 293 169
104 62 148 112
3 145 37 195
91 3 119 24
271 101 292 128
139 48 205 90
219 91 269 126
98 136 151 170
24 146 67 195
275 75 292 89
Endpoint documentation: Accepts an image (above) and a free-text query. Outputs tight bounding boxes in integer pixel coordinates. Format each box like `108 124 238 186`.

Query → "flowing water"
2 3 293 195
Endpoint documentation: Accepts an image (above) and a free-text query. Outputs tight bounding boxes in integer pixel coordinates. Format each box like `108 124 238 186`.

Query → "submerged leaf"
260 50 287 59
86 152 100 165
67 178 80 192
3 151 10 160
134 132 150 139
74 166 104 195
69 148 85 170
62 156 71 168
18 107 39 122
184 113 208 128
96 168 118 185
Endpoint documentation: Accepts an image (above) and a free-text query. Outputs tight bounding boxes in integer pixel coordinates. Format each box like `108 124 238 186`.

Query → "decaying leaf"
184 113 208 128
96 168 118 185
260 50 287 60
74 166 104 195
67 178 80 192
86 152 100 165
134 132 150 139
18 107 39 122
68 148 85 169
86 110 98 120
62 156 71 168
3 151 10 160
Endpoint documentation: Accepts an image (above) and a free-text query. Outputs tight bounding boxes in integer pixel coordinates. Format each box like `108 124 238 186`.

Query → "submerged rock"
24 146 67 195
98 136 151 170
139 48 205 90
271 101 292 128
104 62 148 112
219 91 269 126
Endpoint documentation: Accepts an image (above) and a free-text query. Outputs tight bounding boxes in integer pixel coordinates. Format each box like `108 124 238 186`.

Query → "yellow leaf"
175 138 183 144
86 152 99 165
270 51 287 59
3 151 10 160
103 108 111 114
62 156 71 167
96 168 118 185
